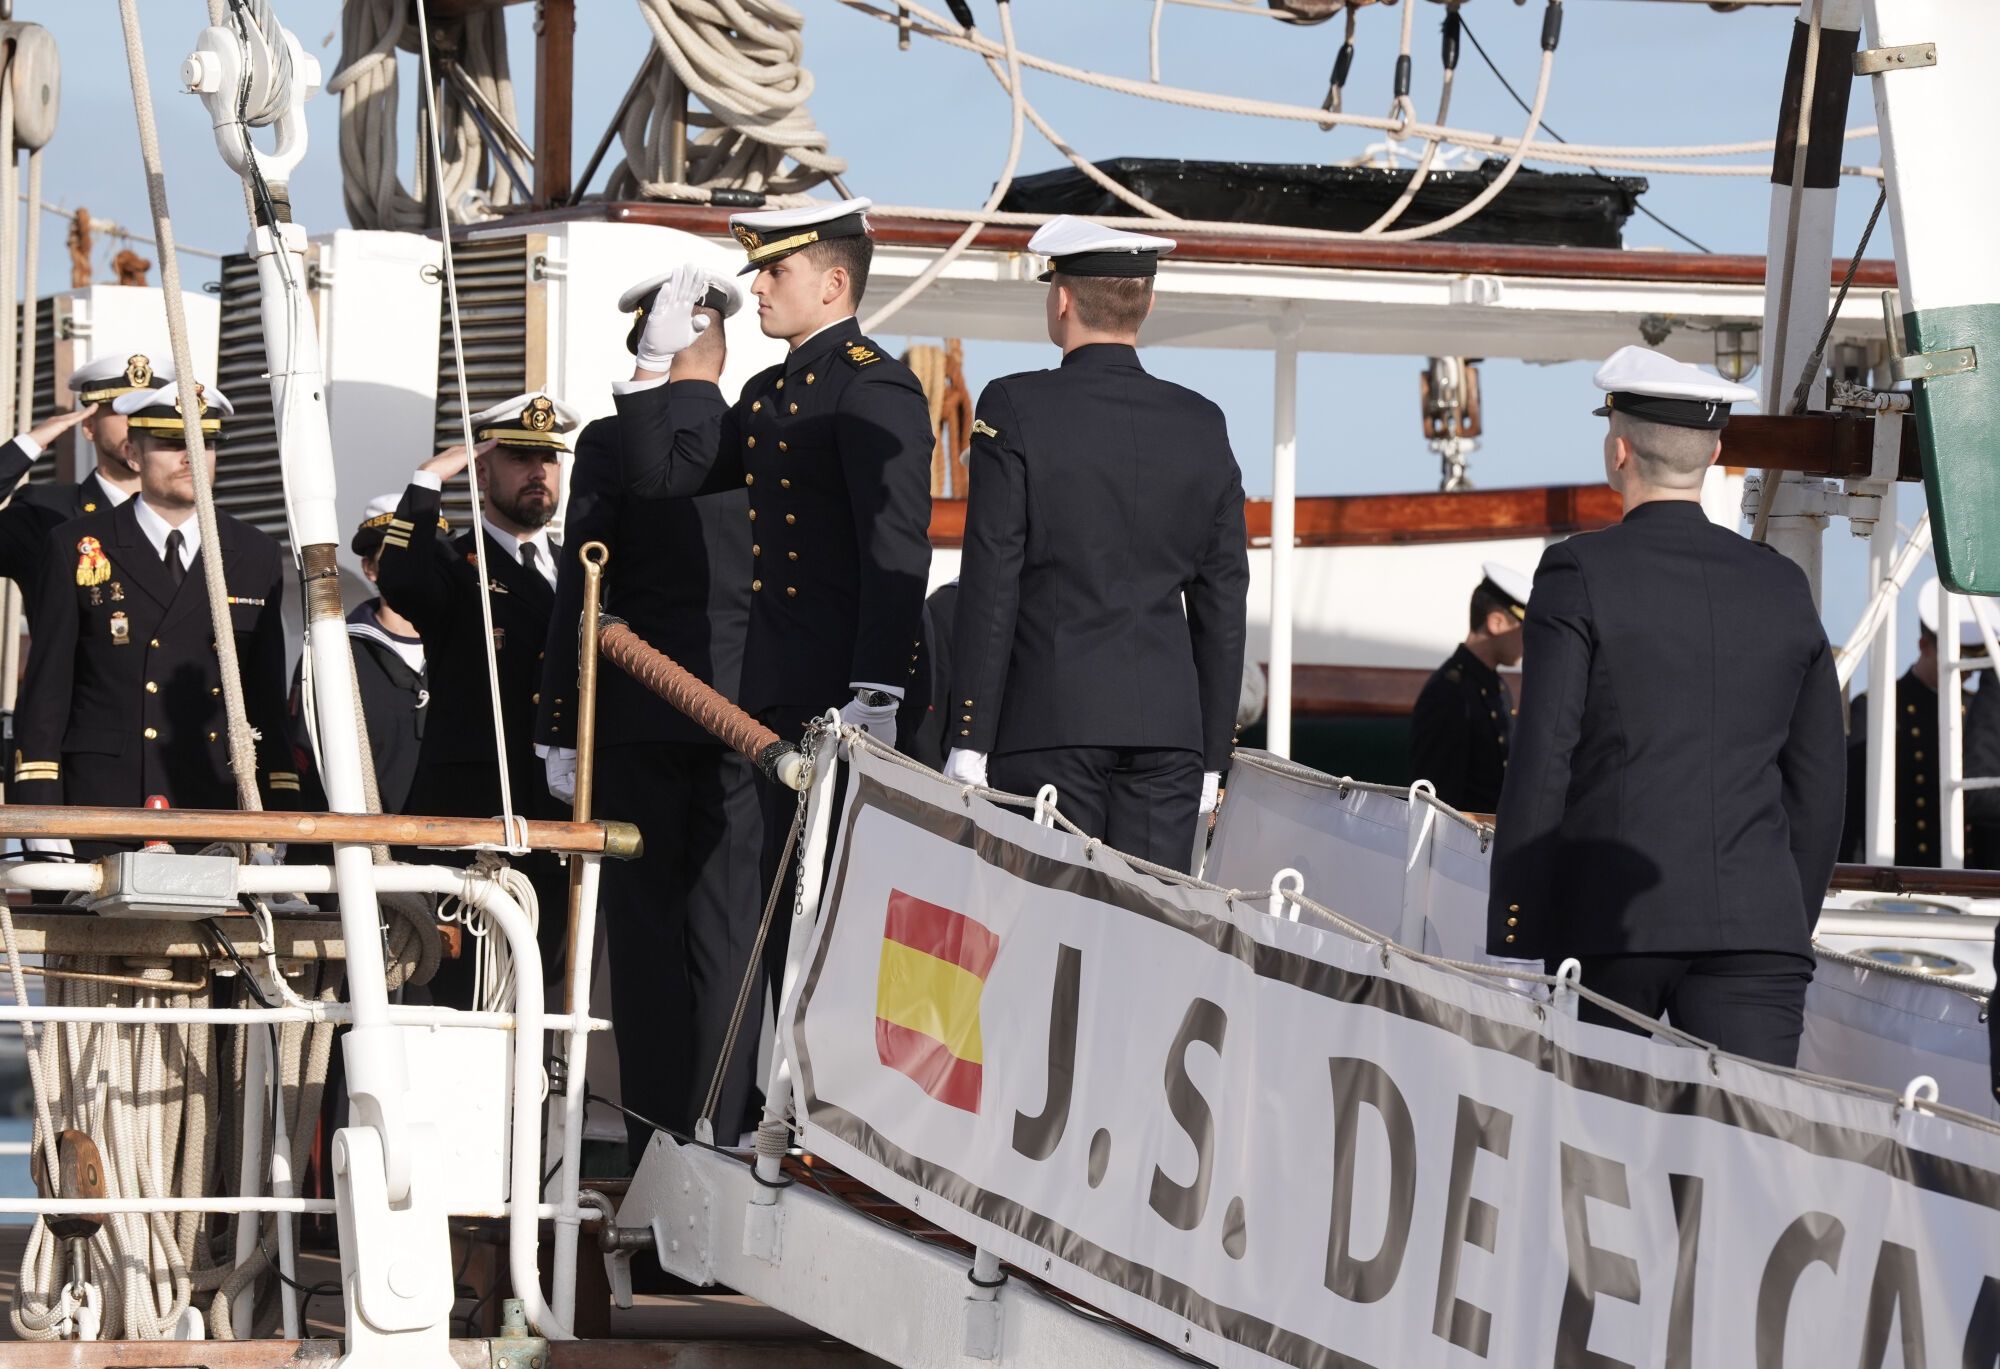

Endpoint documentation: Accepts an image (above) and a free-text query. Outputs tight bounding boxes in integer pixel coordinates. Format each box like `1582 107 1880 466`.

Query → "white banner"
1209 750 2000 1123
787 747 2000 1368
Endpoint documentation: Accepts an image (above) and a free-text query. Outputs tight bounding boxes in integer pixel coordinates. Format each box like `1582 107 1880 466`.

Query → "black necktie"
522 541 546 585
163 529 186 591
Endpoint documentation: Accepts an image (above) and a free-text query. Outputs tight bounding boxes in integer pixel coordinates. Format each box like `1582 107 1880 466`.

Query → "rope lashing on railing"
597 619 805 789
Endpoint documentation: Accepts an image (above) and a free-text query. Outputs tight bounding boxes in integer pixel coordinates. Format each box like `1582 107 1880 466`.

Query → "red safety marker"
142 795 174 853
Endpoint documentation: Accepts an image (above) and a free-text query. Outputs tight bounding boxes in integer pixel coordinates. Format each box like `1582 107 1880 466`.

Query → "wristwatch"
856 689 896 709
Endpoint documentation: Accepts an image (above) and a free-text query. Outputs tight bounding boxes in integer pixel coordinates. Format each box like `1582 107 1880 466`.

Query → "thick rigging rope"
412 0 527 854
327 0 521 231
117 0 261 812
611 0 848 202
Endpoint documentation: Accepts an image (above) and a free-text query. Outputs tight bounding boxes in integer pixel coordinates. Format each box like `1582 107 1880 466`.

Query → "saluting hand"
420 438 498 483
634 264 714 373
25 403 98 452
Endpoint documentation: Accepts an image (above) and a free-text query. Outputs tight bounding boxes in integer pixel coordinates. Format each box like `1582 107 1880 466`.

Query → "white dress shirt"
132 497 200 569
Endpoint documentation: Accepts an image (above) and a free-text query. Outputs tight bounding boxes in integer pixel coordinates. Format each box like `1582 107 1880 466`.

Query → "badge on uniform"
109 611 130 645
844 342 880 368
972 419 1000 439
75 536 109 587
491 628 506 652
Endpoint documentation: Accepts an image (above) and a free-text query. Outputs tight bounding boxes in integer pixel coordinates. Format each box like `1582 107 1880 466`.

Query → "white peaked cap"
617 265 742 318
1480 561 1533 614
112 381 235 418
1029 215 1176 280
1592 345 1758 430
1918 577 1992 651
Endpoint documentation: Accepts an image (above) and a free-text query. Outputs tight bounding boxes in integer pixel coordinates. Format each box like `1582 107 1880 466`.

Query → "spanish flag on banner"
875 890 1000 1113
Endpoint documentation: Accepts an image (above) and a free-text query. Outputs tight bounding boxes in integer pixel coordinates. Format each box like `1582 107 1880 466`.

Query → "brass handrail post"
563 541 610 1015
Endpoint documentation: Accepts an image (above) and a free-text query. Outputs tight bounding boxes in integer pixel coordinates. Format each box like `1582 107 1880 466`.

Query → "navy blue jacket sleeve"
1186 430 1249 771
1779 631 1845 934
948 384 1027 755
373 480 464 644
611 379 739 499
834 360 934 692
11 530 77 806
1487 541 1593 956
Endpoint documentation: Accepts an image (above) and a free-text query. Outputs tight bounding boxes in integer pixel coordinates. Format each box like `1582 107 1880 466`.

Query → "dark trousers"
598 743 765 1158
989 745 1203 872
1557 951 1816 1068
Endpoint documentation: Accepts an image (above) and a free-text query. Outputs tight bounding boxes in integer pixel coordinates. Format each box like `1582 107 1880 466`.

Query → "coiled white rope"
612 0 847 202
328 0 522 230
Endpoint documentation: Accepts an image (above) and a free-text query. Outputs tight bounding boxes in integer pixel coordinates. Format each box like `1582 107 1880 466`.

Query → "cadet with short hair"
12 382 298 851
1488 346 1845 1067
1410 562 1530 813
0 353 173 625
612 198 934 999
375 393 575 994
943 217 1250 870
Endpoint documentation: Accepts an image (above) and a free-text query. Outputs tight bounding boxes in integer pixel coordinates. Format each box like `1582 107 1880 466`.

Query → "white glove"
839 693 900 751
1199 771 1221 815
23 838 73 862
544 746 578 805
943 748 989 787
633 264 714 370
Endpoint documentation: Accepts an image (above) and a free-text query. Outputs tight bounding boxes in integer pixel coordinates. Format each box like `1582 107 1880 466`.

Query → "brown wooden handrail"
0 806 642 858
1828 864 2000 899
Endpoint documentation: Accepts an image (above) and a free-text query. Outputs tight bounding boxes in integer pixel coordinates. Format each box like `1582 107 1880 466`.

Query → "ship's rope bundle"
328 0 521 230
610 0 848 202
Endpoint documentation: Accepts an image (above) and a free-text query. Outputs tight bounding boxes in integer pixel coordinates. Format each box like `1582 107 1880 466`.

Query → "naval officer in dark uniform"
943 217 1250 871
0 353 174 626
1410 561 1530 813
1488 347 1845 1067
12 382 299 853
538 270 765 1151
375 392 575 995
611 198 934 996
1841 577 2000 867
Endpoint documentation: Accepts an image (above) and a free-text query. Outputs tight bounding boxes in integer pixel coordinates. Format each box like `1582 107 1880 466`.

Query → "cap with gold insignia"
1918 576 1990 653
68 352 175 407
1478 561 1533 620
728 196 872 275
1591 345 1758 430
114 381 234 439
1029 214 1176 282
353 491 448 558
470 392 582 452
618 266 741 356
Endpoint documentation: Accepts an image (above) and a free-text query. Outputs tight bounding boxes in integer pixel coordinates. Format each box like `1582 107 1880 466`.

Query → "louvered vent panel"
17 297 57 486
213 253 289 541
434 235 529 531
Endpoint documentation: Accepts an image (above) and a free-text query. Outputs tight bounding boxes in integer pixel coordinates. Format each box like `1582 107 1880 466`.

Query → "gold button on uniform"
788 551 798 561
752 401 763 413
786 587 797 598
806 372 816 384
753 544 762 557
531 693 540 705
747 436 757 448
776 378 785 390
745 474 756 486
150 638 161 649
143 727 158 740
145 681 158 694
1507 903 1519 913
752 579 763 591
778 441 789 452
785 513 796 525
1507 917 1518 928
208 731 218 742
748 509 758 522
1504 934 1516 944
780 478 791 489
789 402 799 415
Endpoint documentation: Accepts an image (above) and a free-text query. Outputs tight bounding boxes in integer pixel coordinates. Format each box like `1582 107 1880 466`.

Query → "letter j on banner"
875 890 1001 1113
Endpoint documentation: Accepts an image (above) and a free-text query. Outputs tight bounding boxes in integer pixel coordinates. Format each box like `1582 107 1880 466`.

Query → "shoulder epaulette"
841 340 883 369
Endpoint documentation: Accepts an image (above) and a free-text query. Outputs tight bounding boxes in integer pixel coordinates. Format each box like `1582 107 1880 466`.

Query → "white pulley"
0 22 58 150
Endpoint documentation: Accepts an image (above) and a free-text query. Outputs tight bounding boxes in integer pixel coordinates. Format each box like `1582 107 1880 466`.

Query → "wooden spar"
0 805 642 856
1827 863 2000 898
535 0 575 206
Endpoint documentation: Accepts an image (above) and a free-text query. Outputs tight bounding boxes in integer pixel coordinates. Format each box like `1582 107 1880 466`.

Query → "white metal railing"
0 854 607 1343
1935 588 2000 870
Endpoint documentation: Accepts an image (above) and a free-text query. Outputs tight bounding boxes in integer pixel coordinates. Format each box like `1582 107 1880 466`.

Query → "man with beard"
375 393 574 1000
0 352 173 628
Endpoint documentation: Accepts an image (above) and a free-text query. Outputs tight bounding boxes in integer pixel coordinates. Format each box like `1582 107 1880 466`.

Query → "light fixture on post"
1713 323 1760 384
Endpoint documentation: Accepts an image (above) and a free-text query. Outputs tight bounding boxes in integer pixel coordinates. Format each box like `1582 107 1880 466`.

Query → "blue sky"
37 0 1913 659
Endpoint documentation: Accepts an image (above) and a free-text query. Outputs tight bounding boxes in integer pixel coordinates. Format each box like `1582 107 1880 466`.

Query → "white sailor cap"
1029 215 1176 282
68 352 175 407
728 196 872 275
1917 577 1990 652
470 392 582 452
1592 345 1757 430
618 266 741 356
1478 561 1533 620
114 381 234 438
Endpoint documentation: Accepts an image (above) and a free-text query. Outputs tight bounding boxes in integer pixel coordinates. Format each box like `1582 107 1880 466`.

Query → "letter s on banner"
1148 997 1227 1233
